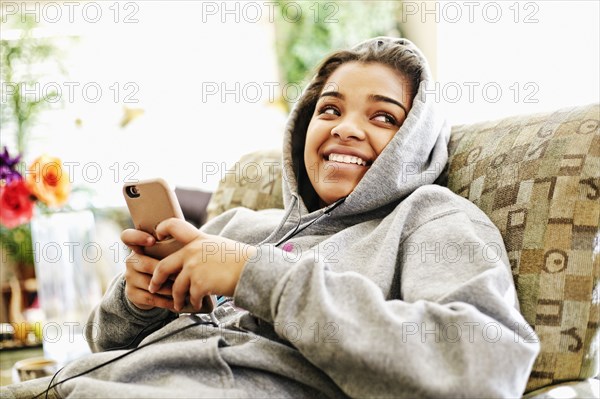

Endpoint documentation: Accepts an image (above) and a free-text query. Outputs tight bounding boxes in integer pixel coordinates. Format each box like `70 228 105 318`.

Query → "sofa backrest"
206 148 284 220
205 103 600 393
447 103 599 392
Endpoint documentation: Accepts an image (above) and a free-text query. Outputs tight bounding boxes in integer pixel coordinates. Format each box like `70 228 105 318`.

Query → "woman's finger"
155 218 201 244
122 228 156 245
127 270 173 297
125 252 173 296
148 249 185 293
127 286 175 310
188 280 208 311
171 267 192 312
126 251 155 274
122 229 156 254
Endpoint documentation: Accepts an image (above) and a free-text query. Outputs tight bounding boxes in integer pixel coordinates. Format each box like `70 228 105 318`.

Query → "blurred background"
1 0 597 206
0 0 598 380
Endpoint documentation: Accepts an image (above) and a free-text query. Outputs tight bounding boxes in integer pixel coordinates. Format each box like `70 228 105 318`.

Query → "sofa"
3 105 597 398
177 103 599 398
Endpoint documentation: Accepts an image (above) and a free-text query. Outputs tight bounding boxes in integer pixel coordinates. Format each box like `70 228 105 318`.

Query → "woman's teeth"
328 153 368 166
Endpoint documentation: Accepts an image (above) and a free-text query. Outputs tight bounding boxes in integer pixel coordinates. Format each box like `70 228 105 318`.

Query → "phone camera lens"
126 185 140 198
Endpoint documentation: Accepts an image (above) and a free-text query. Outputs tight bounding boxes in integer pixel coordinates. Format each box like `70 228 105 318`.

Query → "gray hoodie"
35 37 539 398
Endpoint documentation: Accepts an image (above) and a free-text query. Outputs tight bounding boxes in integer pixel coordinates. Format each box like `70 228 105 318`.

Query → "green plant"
0 15 64 157
273 1 403 110
0 14 64 269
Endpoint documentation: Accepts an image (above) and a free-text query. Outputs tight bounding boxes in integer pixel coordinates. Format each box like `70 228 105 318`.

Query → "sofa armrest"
523 378 599 399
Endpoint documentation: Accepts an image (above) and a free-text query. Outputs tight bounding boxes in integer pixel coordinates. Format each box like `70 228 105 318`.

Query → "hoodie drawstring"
272 196 346 247
257 193 301 246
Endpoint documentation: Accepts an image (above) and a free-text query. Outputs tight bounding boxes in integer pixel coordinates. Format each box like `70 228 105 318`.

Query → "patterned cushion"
447 103 600 392
206 149 284 221
523 378 600 398
206 104 600 393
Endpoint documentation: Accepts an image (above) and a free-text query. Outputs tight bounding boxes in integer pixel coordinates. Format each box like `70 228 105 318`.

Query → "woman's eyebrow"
319 91 343 100
318 91 408 116
368 94 408 116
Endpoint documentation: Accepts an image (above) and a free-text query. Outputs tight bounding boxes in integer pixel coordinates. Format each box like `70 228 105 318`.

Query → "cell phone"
123 178 215 314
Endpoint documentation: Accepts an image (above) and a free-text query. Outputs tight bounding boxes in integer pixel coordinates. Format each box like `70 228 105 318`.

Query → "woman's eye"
373 113 398 126
318 105 340 116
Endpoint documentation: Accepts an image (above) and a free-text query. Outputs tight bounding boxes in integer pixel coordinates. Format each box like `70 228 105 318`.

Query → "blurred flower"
0 179 35 228
26 155 70 207
0 146 71 228
0 147 22 184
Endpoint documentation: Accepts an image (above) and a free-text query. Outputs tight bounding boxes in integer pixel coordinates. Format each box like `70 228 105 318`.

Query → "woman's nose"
330 116 366 141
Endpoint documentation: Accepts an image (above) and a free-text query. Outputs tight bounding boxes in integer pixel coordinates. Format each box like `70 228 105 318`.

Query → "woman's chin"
317 187 354 206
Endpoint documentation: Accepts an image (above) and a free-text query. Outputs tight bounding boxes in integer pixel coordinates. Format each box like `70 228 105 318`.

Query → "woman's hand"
148 218 257 312
121 229 174 311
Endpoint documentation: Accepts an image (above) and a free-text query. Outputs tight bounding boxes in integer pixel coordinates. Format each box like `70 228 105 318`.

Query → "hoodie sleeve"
85 207 248 352
85 273 177 352
233 210 540 398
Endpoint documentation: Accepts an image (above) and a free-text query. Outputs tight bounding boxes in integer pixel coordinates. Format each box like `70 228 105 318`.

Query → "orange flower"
26 155 70 207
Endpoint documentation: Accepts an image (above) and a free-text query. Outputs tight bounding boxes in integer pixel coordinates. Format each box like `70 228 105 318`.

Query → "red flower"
0 179 35 228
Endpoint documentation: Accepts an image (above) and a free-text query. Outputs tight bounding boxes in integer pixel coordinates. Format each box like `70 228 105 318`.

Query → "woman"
7 37 539 399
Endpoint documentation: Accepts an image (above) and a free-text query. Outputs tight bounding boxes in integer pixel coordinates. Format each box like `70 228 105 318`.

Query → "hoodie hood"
281 37 450 221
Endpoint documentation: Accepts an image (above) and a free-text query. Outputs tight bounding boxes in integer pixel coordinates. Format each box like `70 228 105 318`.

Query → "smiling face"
304 61 414 206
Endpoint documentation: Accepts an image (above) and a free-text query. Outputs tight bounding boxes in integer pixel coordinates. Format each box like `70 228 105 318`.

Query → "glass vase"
30 210 103 366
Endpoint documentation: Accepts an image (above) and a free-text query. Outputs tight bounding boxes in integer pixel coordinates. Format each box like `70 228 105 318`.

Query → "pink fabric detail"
282 242 294 252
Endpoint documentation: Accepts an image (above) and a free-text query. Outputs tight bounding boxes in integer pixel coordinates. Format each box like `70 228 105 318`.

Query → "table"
0 346 44 386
